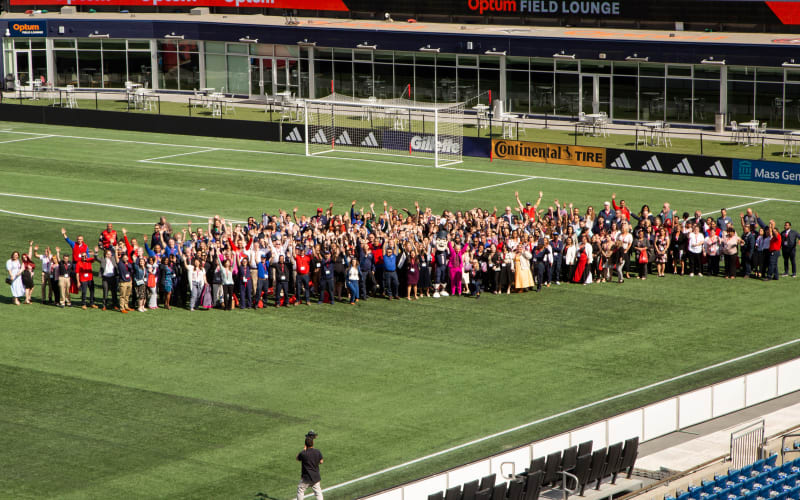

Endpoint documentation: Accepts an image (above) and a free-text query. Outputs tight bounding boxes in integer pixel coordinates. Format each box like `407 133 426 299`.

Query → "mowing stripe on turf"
4 129 800 204
314 337 800 497
0 208 157 225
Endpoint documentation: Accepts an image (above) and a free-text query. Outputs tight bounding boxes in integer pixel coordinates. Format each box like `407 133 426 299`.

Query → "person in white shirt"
33 244 55 304
688 223 705 276
616 225 633 282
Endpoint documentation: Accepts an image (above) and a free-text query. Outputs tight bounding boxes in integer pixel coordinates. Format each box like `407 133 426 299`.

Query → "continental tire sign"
492 139 606 168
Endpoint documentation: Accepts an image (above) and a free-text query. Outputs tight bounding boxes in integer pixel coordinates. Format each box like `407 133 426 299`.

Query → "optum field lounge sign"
492 139 605 168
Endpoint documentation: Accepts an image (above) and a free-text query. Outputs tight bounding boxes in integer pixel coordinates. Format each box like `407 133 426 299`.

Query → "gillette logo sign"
410 135 461 154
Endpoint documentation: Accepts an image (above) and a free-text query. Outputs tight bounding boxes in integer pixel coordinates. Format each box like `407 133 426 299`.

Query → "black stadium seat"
507 479 525 500
578 440 593 458
445 485 462 500
429 492 444 500
586 448 608 492
603 442 623 482
462 479 480 500
479 473 496 492
561 445 579 474
523 456 545 480
618 437 640 480
523 471 543 500
475 488 492 500
542 451 562 487
571 453 593 496
491 482 507 500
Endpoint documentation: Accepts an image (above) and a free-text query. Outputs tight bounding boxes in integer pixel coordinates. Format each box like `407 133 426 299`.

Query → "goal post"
303 94 464 168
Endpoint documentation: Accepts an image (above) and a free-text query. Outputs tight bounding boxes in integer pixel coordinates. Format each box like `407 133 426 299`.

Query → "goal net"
303 93 464 168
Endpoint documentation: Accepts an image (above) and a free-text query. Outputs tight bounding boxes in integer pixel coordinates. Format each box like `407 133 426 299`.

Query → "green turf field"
1 121 800 500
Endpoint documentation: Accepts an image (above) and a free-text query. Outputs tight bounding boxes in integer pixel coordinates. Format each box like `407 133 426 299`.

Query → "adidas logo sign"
311 129 328 144
704 161 727 178
673 158 694 175
361 132 379 148
641 155 663 172
335 130 353 145
609 153 631 169
285 127 302 142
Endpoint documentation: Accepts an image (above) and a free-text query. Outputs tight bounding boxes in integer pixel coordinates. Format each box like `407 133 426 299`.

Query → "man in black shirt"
296 435 324 500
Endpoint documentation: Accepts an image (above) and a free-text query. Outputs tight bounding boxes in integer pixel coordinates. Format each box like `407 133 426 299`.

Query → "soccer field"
1 121 800 500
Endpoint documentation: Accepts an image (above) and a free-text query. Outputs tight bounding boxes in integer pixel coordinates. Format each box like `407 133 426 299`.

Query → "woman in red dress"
573 234 589 283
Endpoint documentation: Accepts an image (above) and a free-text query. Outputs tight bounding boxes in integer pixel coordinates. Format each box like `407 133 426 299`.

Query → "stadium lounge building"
4 0 800 129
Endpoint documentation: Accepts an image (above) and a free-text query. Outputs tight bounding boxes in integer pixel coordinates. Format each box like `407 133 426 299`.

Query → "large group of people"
5 193 798 310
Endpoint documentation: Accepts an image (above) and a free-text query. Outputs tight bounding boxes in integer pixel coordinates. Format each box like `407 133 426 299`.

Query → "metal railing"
730 420 765 469
3 87 161 115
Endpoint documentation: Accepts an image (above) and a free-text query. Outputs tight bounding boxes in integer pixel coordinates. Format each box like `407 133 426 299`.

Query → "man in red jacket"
75 250 98 309
294 245 312 305
100 223 118 251
61 227 88 262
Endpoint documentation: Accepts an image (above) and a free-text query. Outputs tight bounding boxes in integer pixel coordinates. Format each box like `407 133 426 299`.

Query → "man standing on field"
296 432 324 500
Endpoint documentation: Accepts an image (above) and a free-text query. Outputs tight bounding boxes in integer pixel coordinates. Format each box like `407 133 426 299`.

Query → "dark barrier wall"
0 103 281 142
605 148 733 179
732 159 800 186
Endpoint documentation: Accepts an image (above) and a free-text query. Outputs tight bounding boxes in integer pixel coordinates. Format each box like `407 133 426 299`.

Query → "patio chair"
730 121 740 144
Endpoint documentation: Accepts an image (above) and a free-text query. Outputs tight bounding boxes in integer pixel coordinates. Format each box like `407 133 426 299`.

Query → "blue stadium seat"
740 467 755 481
728 486 743 499
678 491 692 500
745 490 758 500
717 487 732 499
742 477 757 493
787 485 800 500
768 456 779 469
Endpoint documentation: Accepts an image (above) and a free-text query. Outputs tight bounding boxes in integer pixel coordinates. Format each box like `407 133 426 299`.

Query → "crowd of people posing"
4 192 799 310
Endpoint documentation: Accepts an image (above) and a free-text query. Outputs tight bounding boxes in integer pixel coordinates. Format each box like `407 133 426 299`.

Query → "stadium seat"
744 490 758 500
462 479 480 500
543 451 562 487
619 437 640 480
702 480 717 497
521 457 545 481
754 460 768 474
475 488 492 500
578 441 594 458
604 442 624 483
787 486 800 500
507 479 524 500
562 445 579 474
572 454 592 496
523 471 543 500
490 482 507 500
587 448 608 491
677 491 692 500
479 473 496 492
742 477 757 493
429 492 444 500
740 466 755 482
445 486 462 500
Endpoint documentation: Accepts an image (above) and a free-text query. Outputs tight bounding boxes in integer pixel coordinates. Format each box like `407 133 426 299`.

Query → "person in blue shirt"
254 254 270 308
318 250 335 305
382 241 399 300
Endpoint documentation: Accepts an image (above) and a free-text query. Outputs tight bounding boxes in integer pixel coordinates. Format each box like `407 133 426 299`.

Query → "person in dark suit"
782 221 798 277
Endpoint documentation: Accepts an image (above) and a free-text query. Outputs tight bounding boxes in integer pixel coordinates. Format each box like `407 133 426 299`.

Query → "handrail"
560 470 580 500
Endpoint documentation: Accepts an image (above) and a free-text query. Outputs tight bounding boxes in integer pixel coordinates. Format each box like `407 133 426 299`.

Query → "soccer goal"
303 93 464 168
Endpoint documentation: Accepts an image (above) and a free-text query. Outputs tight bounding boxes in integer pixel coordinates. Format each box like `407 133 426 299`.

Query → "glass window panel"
250 43 273 56
31 50 47 82
101 49 126 88
666 78 692 122
78 39 102 50
353 50 372 61
374 62 393 98
457 66 477 102
727 80 755 124
667 64 692 77
298 53 310 98
729 66 755 81
274 45 298 58
14 40 30 49
314 58 332 97
785 84 800 129
158 50 179 90
437 53 457 66
554 72 579 116
612 61 637 75
374 50 393 63
580 60 611 74
179 52 200 90
414 64 435 102
78 50 102 87
206 41 225 54
531 72 554 114
437 65 456 102
693 79 718 125
205 53 226 91
506 56 528 71
316 48 333 60
54 50 77 86
507 70 529 114
30 40 45 50
639 63 664 77
639 77 664 121
415 53 435 65
227 43 248 54
102 40 125 50
555 59 578 72
127 51 151 86
756 81 783 128
333 48 351 61
127 40 150 50
479 68 499 104
158 40 179 52
612 75 637 120
531 58 553 72
54 39 75 49
786 70 800 82
694 65 720 80
333 59 352 95
394 52 413 64
479 55 500 69
226 55 249 95
458 55 477 66
179 41 199 53
394 64 413 97
757 67 783 82
353 61 373 97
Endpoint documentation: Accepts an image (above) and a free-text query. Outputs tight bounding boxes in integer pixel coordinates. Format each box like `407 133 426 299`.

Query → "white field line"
0 134 54 144
701 199 772 217
139 159 465 193
140 148 219 162
459 177 538 193
314 336 800 498
0 208 156 225
4 129 800 203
